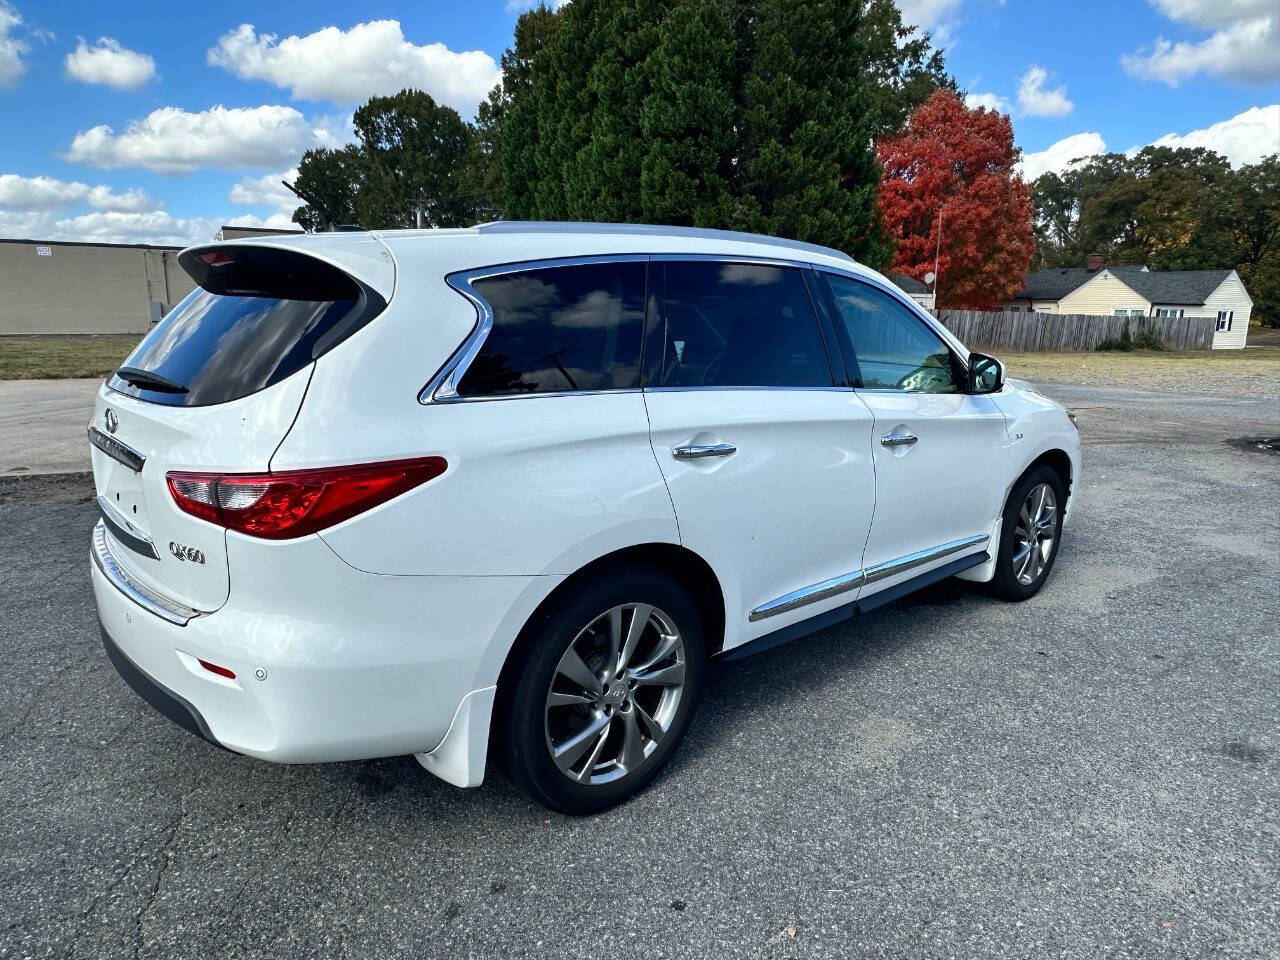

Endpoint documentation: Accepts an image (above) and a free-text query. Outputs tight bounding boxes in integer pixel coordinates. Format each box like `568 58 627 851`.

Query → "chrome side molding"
862 534 990 585
749 568 865 622
91 522 200 626
748 533 991 622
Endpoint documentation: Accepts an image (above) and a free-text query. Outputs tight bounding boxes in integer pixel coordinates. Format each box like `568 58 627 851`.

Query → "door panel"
645 389 876 646
640 259 876 649
813 269 1012 596
855 390 1010 589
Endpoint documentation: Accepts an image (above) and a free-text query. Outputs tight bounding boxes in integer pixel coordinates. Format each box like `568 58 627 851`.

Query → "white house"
889 273 936 312
1001 261 1253 349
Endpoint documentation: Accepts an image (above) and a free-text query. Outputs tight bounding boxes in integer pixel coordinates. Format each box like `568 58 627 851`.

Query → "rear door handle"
673 442 737 460
880 432 918 448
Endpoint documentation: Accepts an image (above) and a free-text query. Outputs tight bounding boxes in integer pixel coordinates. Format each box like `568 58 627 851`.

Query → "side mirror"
968 353 1004 394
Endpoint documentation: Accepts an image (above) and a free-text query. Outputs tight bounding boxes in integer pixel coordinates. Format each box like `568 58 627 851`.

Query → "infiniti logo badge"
104 409 118 434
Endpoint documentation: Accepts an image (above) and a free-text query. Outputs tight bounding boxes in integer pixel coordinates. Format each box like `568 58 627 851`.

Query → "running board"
719 551 988 663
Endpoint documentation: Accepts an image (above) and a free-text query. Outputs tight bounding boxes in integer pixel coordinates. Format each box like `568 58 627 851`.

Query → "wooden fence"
935 310 1216 352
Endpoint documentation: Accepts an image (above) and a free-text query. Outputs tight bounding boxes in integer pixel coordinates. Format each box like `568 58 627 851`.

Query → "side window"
821 273 960 394
645 261 832 388
458 261 645 397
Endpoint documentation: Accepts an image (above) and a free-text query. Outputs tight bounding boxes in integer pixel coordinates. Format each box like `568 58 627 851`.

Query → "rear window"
109 246 384 407
458 261 646 397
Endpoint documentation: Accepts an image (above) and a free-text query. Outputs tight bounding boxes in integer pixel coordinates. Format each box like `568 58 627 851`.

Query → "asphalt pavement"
1 383 1277 959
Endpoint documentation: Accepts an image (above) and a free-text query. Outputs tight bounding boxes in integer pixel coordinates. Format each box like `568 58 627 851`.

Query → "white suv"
89 222 1080 814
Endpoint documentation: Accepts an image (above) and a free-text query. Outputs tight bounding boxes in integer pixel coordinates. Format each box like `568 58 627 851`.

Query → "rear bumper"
90 521 558 769
98 623 224 750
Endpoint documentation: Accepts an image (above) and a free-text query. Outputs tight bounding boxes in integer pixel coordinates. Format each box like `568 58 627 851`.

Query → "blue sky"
0 0 1276 246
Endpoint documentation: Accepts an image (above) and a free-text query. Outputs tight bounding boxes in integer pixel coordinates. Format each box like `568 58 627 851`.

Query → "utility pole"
933 203 944 310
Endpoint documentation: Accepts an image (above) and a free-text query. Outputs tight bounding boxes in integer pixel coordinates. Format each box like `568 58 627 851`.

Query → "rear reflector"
166 457 447 539
197 658 236 680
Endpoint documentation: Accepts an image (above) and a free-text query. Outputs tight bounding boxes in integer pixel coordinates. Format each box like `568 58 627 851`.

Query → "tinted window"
822 274 960 393
459 261 645 397
645 261 831 388
112 289 364 407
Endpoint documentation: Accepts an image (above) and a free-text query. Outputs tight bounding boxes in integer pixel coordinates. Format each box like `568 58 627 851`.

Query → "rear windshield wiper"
115 366 188 394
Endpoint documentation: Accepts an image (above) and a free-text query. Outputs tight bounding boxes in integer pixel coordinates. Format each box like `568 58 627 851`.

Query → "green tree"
504 0 903 265
290 90 486 231
290 145 362 232
1030 149 1280 326
476 5 563 214
354 89 484 228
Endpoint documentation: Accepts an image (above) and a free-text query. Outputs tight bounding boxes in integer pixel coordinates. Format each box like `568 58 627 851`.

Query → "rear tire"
499 566 705 815
988 465 1066 601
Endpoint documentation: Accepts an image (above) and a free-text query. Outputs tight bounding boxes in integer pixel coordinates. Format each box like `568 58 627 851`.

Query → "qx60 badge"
169 541 206 564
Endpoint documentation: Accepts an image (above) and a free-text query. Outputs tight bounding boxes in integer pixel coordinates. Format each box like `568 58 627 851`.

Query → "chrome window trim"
861 534 990 586
748 533 991 622
87 425 146 473
91 521 201 626
644 385 853 395
418 253 651 405
419 252 835 404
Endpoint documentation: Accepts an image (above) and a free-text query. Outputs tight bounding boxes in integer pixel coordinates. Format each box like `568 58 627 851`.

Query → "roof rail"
473 220 855 264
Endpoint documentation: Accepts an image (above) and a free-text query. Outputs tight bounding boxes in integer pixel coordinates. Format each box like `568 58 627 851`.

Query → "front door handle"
673 442 737 460
880 432 918 448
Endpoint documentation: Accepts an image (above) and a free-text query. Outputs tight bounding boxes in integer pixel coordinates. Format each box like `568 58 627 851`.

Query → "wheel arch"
1021 447 1073 502
489 543 726 758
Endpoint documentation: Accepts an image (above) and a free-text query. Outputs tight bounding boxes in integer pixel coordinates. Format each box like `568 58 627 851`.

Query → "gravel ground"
1 384 1277 959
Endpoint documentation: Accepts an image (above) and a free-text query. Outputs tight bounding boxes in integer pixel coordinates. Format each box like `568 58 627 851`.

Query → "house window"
1216 310 1236 331
1154 308 1184 319
1112 308 1144 318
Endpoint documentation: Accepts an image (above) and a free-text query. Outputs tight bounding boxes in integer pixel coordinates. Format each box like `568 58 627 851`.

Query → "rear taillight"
166 457 446 539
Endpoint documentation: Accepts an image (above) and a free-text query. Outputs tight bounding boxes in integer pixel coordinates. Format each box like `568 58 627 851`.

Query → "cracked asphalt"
2 382 1278 959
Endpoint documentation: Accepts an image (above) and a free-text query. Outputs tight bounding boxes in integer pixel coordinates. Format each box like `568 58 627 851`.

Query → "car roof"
373 221 864 275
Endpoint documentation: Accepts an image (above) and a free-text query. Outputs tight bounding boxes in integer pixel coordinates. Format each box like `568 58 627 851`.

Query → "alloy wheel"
1012 482 1057 586
544 603 687 786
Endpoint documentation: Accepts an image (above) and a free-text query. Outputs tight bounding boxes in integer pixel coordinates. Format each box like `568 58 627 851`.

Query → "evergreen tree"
505 0 902 266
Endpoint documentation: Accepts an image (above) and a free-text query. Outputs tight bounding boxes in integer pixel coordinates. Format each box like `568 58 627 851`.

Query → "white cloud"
1123 1 1278 86
86 185 151 211
1143 104 1280 167
207 21 501 117
66 105 334 173
0 173 151 212
65 37 156 89
965 91 1012 114
1018 132 1107 181
0 208 222 246
1017 66 1073 118
228 168 299 209
0 2 29 88
224 211 298 231
895 0 963 29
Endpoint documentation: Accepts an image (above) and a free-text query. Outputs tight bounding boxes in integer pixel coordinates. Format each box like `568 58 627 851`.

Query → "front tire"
499 566 705 815
989 465 1066 601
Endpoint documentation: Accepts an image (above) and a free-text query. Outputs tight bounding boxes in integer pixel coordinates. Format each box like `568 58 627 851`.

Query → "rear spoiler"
181 233 395 301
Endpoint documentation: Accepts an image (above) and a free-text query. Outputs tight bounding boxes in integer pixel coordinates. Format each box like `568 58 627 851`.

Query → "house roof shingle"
1013 265 1233 305
889 273 929 295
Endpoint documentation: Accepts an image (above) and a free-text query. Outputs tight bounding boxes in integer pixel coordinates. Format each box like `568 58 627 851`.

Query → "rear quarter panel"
270 267 680 577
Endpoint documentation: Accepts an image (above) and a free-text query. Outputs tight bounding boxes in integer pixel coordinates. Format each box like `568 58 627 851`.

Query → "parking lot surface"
2 383 1278 959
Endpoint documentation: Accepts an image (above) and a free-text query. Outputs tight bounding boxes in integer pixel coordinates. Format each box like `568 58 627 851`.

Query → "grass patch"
998 345 1280 398
0 336 140 380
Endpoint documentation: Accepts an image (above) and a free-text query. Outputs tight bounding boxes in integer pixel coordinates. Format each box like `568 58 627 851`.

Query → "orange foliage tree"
877 90 1034 309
